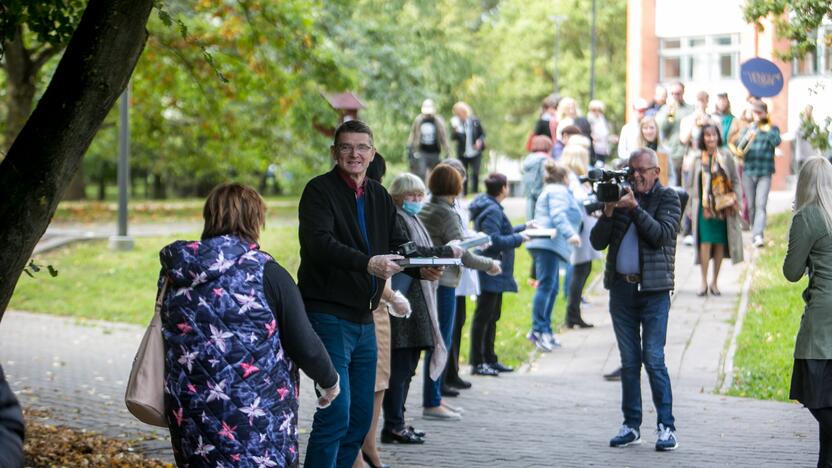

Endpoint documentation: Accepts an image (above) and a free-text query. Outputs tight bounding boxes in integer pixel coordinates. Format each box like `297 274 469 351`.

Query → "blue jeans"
530 249 560 334
424 285 456 407
305 313 377 468
609 279 675 431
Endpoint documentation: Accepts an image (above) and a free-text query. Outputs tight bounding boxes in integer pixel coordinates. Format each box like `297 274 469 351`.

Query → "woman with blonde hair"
159 183 338 467
784 157 832 468
560 144 602 328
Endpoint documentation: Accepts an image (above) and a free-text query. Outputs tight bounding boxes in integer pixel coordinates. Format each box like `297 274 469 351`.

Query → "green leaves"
0 0 85 57
743 0 832 60
22 259 58 278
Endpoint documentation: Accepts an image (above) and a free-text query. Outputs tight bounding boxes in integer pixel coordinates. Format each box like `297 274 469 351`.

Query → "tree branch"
31 45 60 74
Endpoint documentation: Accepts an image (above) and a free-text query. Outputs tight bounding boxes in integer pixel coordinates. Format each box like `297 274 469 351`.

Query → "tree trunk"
0 0 154 322
63 168 86 200
2 30 37 154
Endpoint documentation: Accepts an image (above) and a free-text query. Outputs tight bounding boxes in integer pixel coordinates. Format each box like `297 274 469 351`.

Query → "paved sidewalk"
2 191 813 466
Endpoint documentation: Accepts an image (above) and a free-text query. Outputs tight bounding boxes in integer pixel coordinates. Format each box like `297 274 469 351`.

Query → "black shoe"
441 384 460 397
407 425 426 438
362 450 390 468
380 428 424 444
446 377 472 389
490 361 514 373
565 318 595 329
471 363 499 376
604 367 622 381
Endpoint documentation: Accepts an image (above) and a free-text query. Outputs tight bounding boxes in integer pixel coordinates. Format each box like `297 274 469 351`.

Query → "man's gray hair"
629 147 658 167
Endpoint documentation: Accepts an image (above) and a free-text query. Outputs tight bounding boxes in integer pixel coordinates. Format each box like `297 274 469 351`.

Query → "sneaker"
603 367 622 381
528 330 551 352
441 402 464 414
655 424 678 451
544 333 562 349
609 425 641 448
683 235 694 246
753 236 765 248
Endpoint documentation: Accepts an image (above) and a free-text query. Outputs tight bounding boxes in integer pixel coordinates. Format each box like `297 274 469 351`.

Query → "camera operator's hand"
603 203 616 218
567 234 581 247
486 260 502 276
420 266 445 281
616 187 637 211
368 255 404 279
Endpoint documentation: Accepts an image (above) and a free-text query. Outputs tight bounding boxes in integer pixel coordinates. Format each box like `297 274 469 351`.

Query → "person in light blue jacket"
526 160 583 352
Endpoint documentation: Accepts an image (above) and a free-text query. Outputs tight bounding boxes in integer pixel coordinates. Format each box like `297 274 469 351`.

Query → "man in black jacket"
298 120 441 467
590 148 682 453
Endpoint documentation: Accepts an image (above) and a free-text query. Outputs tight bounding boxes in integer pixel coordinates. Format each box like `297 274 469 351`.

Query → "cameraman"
589 148 682 452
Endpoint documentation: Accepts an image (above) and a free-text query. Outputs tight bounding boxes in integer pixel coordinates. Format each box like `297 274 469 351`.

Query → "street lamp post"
589 0 597 100
109 83 134 251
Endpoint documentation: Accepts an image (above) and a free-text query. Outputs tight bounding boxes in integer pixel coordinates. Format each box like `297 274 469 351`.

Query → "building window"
793 26 832 76
659 34 740 82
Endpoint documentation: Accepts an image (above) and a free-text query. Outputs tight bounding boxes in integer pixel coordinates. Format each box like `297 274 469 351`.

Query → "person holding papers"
469 173 531 375
419 165 501 412
525 160 583 352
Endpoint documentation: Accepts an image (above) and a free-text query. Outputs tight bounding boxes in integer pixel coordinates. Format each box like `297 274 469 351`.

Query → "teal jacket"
784 204 832 359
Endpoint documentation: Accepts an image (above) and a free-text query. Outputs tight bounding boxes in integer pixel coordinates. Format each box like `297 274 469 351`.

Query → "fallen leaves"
23 408 172 467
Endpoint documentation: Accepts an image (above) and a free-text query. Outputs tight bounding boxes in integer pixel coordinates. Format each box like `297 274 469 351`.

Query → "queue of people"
147 80 831 466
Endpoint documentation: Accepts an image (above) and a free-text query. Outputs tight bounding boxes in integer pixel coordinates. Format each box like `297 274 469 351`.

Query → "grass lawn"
13 222 597 368
728 212 807 401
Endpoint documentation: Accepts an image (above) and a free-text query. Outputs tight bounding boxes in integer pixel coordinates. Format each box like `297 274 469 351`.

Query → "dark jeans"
566 261 592 323
444 295 468 383
382 347 421 432
471 291 502 366
810 407 832 468
423 285 456 407
530 249 560 334
462 153 482 195
305 313 377 468
409 151 440 181
608 279 675 431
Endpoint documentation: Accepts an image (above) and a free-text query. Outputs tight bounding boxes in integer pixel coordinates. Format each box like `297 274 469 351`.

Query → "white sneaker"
753 236 764 248
545 333 562 349
683 235 694 246
537 333 553 352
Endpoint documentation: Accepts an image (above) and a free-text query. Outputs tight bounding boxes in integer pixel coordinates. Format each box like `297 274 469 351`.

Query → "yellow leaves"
219 15 243 41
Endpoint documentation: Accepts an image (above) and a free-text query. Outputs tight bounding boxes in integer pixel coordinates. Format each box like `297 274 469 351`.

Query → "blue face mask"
402 200 424 216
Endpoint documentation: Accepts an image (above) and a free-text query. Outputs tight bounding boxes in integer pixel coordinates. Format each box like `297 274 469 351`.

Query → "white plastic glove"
486 260 502 276
315 373 341 409
568 234 581 247
448 244 465 258
367 254 404 279
476 232 493 250
387 290 412 318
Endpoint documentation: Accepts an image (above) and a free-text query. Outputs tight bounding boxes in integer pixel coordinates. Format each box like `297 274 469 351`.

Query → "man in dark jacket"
450 101 486 195
298 120 440 467
590 148 682 452
0 365 24 468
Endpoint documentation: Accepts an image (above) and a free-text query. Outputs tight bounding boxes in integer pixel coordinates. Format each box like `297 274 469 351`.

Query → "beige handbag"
125 280 168 428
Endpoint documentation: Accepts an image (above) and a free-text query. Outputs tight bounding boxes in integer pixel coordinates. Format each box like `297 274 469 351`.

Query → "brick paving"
2 192 814 467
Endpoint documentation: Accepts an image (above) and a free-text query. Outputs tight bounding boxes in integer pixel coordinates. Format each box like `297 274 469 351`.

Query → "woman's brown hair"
201 183 267 243
428 164 464 196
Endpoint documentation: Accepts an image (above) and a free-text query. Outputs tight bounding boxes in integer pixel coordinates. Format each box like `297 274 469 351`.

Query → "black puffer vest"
590 183 682 292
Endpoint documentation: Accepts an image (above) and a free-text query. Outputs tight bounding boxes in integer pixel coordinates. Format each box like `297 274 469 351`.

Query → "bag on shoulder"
125 280 168 428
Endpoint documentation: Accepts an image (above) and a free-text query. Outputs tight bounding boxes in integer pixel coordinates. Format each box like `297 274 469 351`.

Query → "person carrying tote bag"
124 279 168 428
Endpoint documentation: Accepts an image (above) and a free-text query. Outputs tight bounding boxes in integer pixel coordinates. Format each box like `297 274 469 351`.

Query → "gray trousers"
741 173 772 239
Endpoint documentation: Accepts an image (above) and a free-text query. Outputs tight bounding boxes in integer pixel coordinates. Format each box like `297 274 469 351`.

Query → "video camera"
582 167 630 203
394 241 418 257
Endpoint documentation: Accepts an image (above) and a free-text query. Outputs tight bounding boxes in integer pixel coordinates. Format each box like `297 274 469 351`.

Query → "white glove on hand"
449 244 465 258
387 290 412 318
367 254 404 279
486 260 502 276
315 373 341 409
476 232 493 250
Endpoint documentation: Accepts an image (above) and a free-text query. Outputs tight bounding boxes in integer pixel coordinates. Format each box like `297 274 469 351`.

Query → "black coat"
451 117 486 159
590 183 681 292
297 168 415 323
0 365 24 468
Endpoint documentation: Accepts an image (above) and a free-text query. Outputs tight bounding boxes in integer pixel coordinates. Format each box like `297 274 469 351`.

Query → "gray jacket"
418 197 495 288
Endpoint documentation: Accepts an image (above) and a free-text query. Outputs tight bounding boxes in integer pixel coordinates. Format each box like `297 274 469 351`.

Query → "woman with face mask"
418 166 501 414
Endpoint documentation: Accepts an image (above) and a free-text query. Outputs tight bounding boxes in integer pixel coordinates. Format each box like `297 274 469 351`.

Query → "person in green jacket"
784 156 832 468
